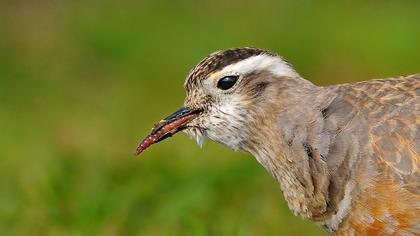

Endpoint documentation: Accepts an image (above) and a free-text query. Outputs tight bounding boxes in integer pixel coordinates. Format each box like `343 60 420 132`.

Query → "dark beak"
134 107 201 156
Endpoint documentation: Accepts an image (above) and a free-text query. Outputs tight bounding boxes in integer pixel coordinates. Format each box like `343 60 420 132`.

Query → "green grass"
0 1 419 235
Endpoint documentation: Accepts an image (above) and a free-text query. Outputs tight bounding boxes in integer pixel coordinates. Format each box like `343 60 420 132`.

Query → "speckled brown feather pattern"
321 76 420 235
334 76 419 192
142 48 420 235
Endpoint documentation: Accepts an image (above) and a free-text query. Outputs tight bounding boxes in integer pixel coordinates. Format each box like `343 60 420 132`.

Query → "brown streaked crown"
185 47 276 91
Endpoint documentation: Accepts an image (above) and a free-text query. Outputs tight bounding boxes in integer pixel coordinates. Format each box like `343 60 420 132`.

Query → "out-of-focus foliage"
0 1 419 235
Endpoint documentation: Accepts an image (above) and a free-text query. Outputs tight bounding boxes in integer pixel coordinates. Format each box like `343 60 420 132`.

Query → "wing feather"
345 75 419 192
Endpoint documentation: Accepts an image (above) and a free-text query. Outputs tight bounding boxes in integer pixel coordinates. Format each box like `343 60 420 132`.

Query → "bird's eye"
217 76 239 90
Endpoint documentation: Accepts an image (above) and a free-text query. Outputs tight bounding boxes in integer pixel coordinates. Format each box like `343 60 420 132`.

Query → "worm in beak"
134 107 201 155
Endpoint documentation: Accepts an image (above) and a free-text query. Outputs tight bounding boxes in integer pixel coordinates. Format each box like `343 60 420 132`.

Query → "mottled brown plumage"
135 48 419 235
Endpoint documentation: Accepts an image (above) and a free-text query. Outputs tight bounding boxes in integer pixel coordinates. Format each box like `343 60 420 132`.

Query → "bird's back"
328 75 419 235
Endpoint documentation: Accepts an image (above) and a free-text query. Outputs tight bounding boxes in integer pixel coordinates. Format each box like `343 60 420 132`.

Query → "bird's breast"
334 179 420 235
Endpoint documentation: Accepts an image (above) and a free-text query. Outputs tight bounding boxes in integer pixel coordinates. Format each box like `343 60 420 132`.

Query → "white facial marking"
219 54 299 78
204 102 246 151
185 53 300 152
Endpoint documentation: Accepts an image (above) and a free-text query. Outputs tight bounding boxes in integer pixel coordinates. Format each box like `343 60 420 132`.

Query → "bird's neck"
246 85 353 223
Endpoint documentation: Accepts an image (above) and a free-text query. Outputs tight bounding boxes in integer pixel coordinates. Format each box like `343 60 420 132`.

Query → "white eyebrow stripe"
220 54 299 78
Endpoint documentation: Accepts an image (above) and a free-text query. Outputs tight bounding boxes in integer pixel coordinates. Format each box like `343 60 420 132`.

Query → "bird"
134 47 419 235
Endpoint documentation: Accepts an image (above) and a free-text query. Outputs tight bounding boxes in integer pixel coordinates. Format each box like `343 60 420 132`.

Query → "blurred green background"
0 1 419 235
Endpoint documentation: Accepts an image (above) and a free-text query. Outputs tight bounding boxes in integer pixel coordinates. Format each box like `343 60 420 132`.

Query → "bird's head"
135 47 310 155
